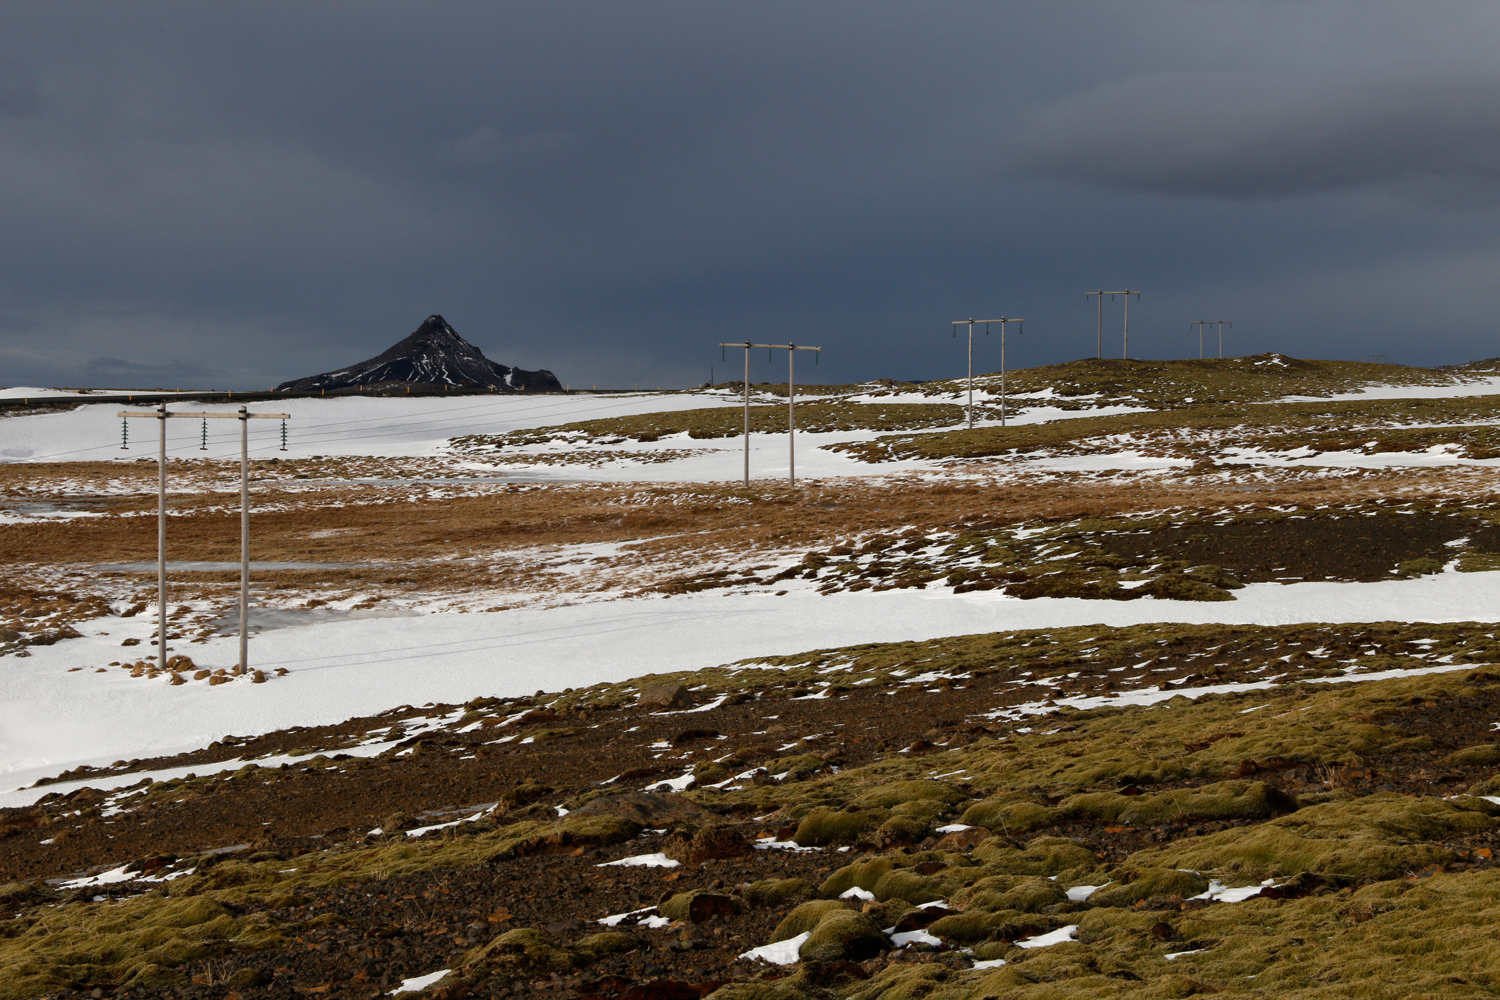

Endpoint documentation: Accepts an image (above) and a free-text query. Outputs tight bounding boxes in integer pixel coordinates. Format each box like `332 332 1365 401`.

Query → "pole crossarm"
119 411 288 419
719 343 822 352
117 406 290 675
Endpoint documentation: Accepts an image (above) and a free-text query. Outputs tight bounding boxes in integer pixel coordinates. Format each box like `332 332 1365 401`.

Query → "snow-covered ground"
8 381 1500 479
7 567 1500 806
0 391 747 464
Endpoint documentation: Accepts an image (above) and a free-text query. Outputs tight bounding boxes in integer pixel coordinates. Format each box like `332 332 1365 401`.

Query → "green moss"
850 779 965 810
1448 744 1500 767
870 869 941 905
462 927 578 973
1087 867 1210 907
703 981 812 1000
770 900 848 943
793 808 880 846
820 858 895 898
972 836 1102 876
959 798 1055 835
573 931 639 959
1057 780 1296 826
1398 557 1446 577
742 878 816 908
874 815 929 845
1138 573 1237 602
798 909 887 962
951 875 1068 914
1134 793 1500 879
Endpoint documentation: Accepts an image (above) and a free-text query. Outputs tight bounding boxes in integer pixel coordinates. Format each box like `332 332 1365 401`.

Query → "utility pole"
1084 291 1105 359
1190 320 1210 359
994 317 1023 427
718 341 821 486
119 405 289 674
1215 320 1232 359
950 318 1006 429
1088 290 1141 358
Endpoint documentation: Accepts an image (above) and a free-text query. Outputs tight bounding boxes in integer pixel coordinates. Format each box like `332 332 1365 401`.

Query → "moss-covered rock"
959 797 1055 835
659 890 737 923
952 875 1067 913
573 930 639 959
850 779 965 810
771 900 849 942
1448 744 1500 768
1057 780 1296 826
704 981 813 1000
1087 867 1210 907
820 857 896 898
463 927 579 973
873 815 928 846
798 909 887 962
742 878 815 908
972 835 1101 876
792 807 880 846
870 868 941 905
1133 792 1500 880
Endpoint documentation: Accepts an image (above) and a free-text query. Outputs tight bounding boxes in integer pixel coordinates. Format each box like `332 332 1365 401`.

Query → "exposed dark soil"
12 622 1500 999
1097 510 1500 583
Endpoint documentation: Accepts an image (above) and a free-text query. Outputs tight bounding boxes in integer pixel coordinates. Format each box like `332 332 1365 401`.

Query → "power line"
1086 289 1141 358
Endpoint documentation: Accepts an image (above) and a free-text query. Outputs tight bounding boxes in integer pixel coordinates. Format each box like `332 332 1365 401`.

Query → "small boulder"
664 825 752 863
934 826 992 851
799 909 888 962
571 791 713 826
638 684 695 710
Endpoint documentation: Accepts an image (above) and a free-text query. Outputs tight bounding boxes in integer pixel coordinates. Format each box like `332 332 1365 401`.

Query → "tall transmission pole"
119 404 289 674
1086 290 1140 358
1190 320 1210 359
718 341 821 486
995 317 1023 427
1084 291 1105 359
1215 320 1232 359
950 318 1006 429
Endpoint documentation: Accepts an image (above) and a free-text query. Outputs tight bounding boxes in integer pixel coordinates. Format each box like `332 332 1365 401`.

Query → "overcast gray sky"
3 1 1500 389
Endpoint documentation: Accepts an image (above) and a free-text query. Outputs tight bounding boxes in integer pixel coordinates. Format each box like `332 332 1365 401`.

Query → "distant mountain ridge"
276 315 562 393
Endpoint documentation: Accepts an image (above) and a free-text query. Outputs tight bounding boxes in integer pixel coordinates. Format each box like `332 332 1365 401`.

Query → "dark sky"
4 2 1500 390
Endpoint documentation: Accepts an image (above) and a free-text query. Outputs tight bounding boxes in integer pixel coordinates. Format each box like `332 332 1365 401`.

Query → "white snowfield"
4 374 1500 478
8 376 1500 802
6 569 1500 807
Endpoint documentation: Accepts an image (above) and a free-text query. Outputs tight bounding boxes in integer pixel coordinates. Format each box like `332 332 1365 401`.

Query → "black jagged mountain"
276 315 563 393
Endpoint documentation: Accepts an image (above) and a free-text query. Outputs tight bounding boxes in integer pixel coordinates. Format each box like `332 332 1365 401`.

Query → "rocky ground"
9 372 1500 998
9 611 1500 998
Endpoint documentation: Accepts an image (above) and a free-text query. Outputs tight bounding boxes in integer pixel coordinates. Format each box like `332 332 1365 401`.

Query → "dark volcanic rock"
277 315 562 393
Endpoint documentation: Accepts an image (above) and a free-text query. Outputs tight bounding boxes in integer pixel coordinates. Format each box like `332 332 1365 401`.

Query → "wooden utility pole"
718 341 821 485
118 405 289 674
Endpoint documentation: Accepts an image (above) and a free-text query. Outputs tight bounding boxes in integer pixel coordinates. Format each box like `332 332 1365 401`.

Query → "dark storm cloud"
1 2 1500 390
1013 73 1500 202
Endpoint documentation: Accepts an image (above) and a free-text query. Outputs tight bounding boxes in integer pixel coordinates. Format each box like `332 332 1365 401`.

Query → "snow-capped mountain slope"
276 315 562 393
